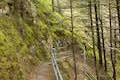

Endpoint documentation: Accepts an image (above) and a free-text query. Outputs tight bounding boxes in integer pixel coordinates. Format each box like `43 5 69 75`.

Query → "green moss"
0 0 74 80
0 15 50 80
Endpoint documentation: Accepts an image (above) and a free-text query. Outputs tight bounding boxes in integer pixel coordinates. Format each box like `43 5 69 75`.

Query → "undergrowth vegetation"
0 0 91 80
0 0 66 80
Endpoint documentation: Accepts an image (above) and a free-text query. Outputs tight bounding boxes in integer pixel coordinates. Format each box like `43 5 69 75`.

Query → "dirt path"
29 62 54 80
28 47 109 80
28 48 97 80
27 48 96 80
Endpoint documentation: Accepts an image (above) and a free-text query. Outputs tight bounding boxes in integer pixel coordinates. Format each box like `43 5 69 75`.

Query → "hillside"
0 0 120 80
0 0 71 80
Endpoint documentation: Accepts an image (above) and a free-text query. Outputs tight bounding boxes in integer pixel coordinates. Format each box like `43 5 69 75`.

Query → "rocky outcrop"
0 3 10 16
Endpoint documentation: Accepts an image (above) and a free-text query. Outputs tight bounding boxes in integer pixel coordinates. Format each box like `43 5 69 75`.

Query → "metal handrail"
51 48 64 80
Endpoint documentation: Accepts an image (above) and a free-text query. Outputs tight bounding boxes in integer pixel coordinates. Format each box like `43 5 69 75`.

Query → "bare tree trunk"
89 0 99 79
57 0 62 14
109 0 116 80
70 0 77 80
115 0 120 36
52 0 55 12
98 0 107 72
114 29 117 64
94 0 103 66
99 18 107 72
114 19 117 64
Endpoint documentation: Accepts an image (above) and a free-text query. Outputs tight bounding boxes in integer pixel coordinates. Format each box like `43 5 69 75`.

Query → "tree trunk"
94 0 103 66
89 0 99 79
98 0 107 72
115 0 120 36
70 0 77 80
109 0 116 80
99 18 107 72
114 29 117 64
52 0 55 12
57 0 62 14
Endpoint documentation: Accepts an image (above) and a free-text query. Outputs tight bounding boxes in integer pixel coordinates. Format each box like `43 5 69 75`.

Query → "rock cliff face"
0 0 37 19
0 2 9 16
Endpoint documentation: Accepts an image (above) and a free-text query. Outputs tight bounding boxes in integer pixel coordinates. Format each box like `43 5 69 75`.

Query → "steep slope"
0 0 71 80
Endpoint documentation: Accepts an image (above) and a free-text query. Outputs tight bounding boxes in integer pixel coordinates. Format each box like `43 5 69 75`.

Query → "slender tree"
52 0 55 12
114 19 117 64
114 29 117 64
99 18 107 72
98 0 107 71
57 0 61 14
115 0 120 35
70 0 77 80
94 0 103 66
109 0 116 80
89 0 99 79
